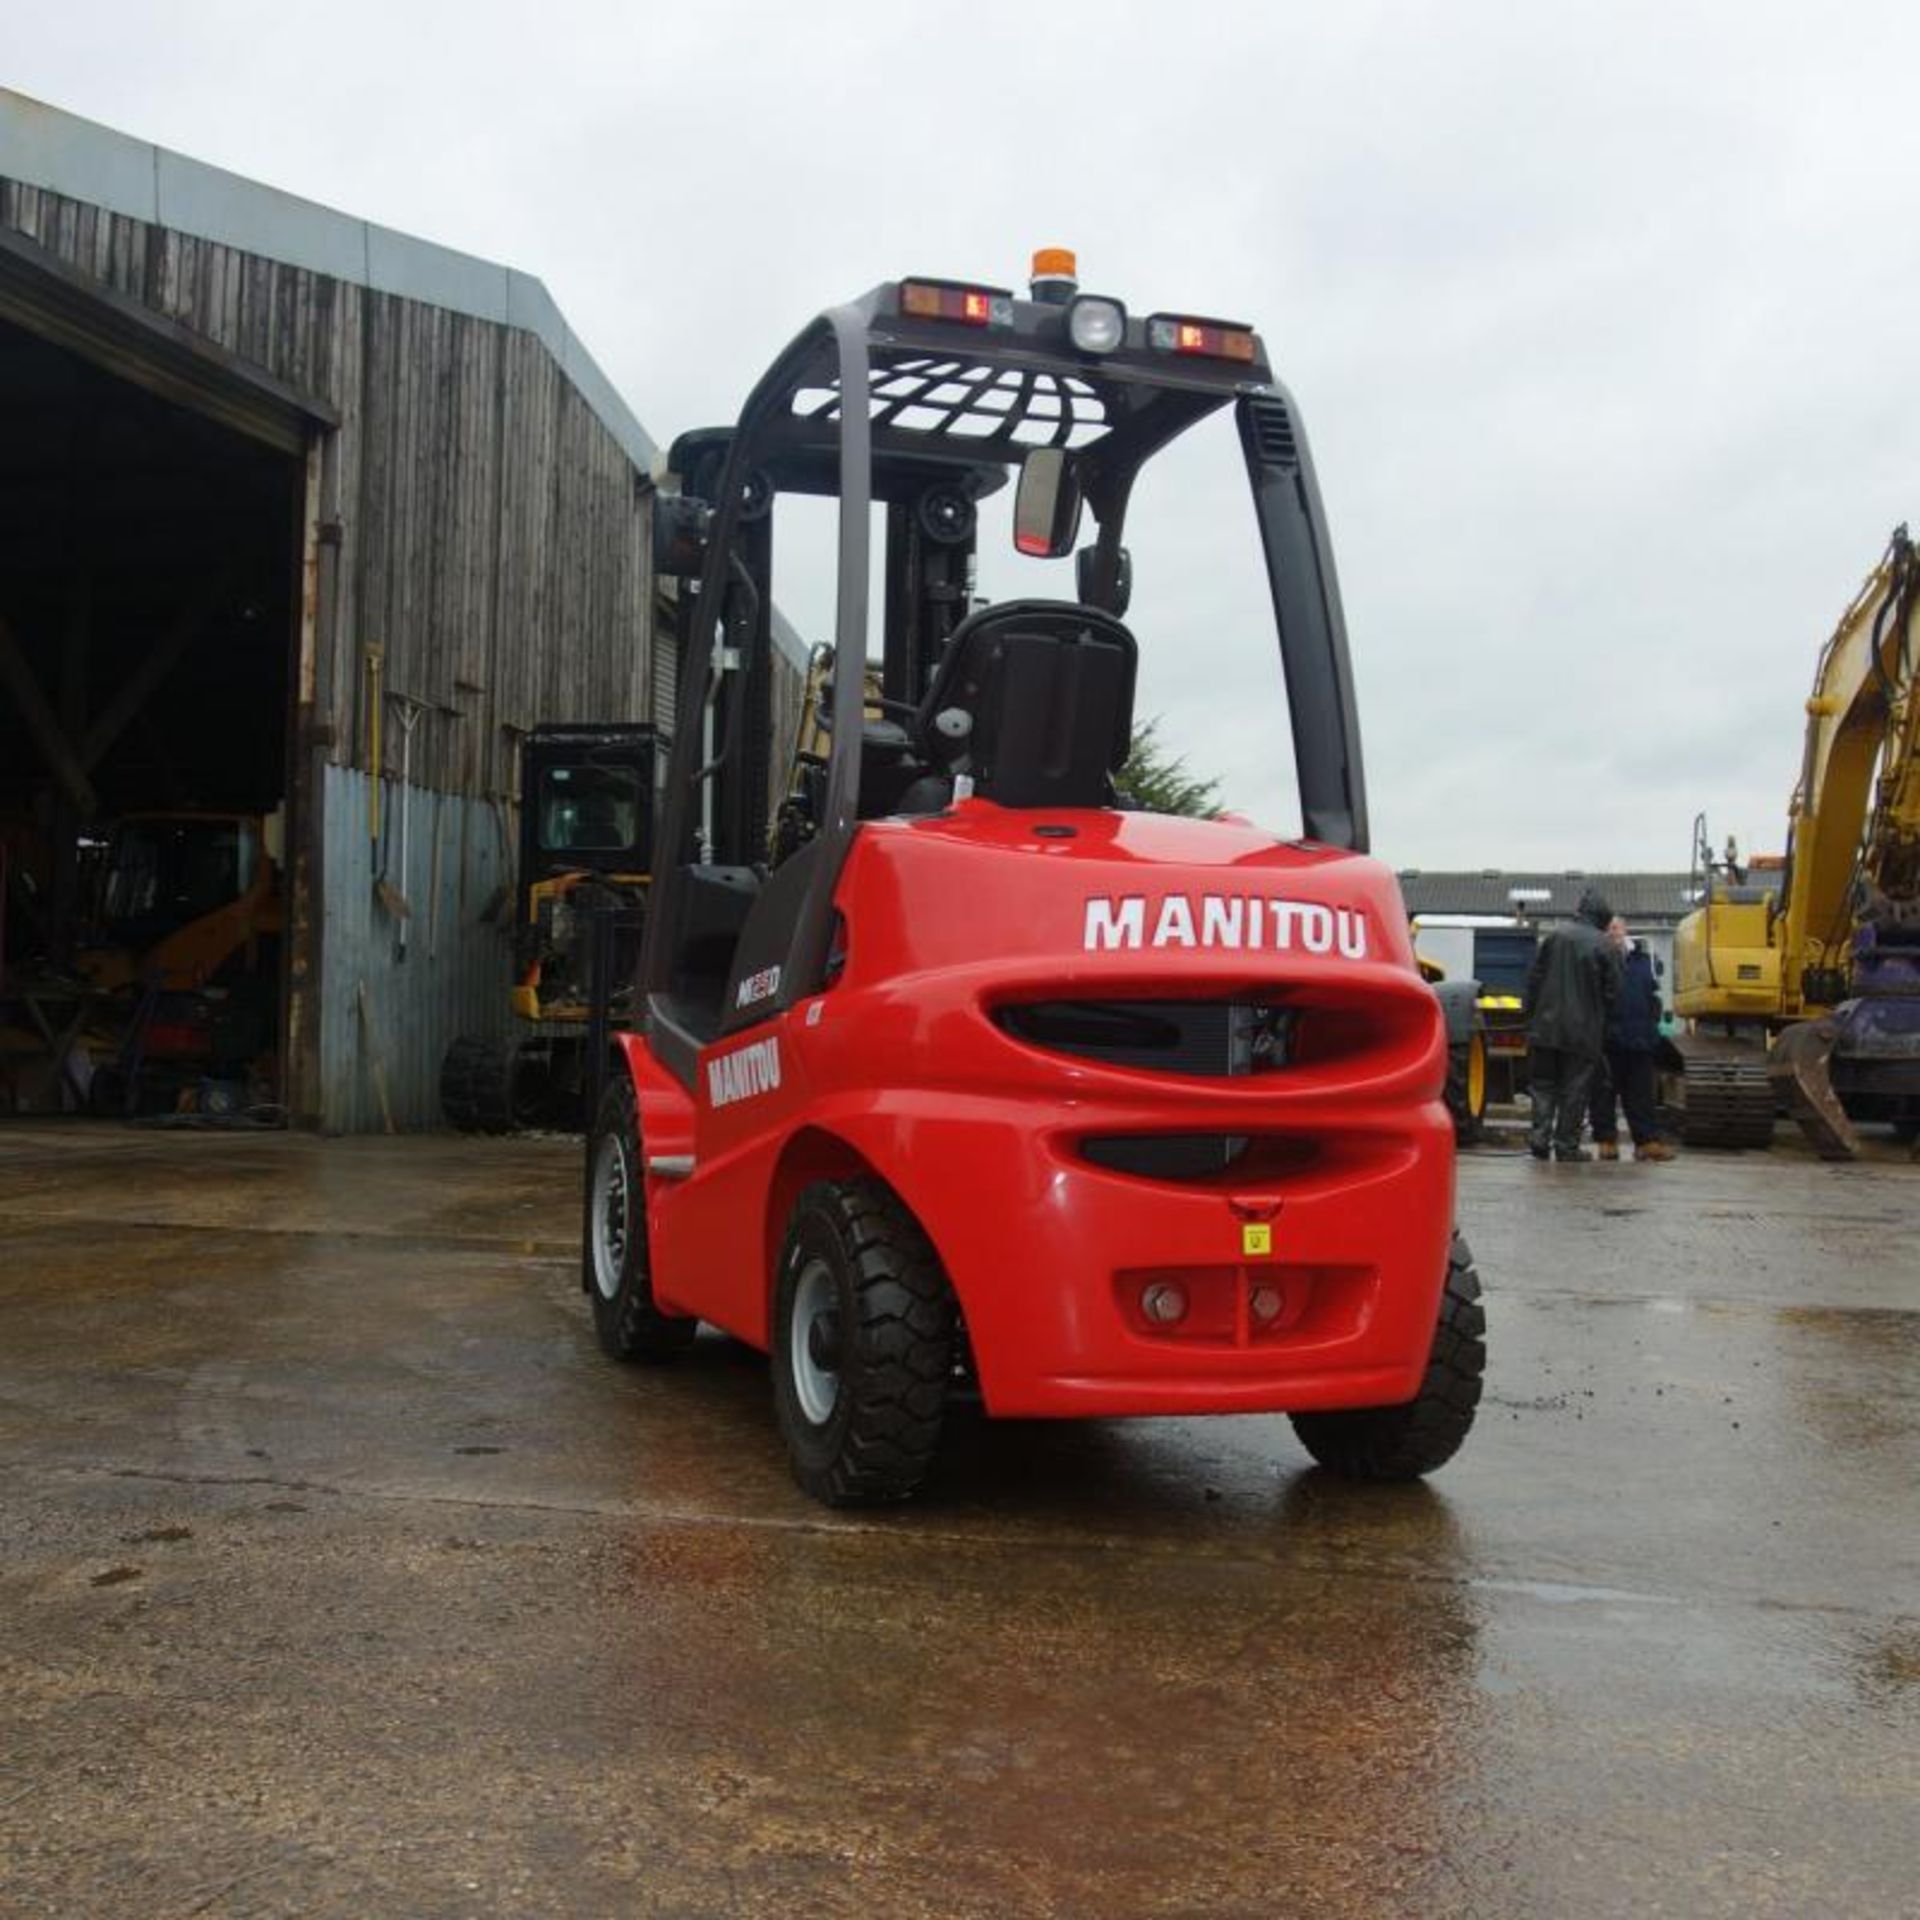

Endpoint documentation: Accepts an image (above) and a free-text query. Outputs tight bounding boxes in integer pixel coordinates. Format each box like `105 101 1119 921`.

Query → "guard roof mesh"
793 356 1113 453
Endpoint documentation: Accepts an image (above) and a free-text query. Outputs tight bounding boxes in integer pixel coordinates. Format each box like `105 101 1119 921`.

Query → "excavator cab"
584 253 1484 1505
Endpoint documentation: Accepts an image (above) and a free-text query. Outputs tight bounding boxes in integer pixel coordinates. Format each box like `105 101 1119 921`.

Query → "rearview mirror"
1013 448 1083 558
1076 544 1132 617
652 494 712 578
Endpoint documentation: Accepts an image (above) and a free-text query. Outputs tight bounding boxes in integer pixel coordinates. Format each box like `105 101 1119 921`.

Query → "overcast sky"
12 2 1920 868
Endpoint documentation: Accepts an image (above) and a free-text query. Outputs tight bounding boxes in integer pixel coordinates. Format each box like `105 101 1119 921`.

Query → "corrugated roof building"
0 89 799 1130
1396 871 1699 926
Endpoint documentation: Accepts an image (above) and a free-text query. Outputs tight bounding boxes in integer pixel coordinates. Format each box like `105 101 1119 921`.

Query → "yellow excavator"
1674 526 1920 1155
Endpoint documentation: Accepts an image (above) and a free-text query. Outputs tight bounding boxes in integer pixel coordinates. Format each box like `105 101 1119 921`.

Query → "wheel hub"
807 1311 842 1371
590 1132 629 1302
789 1258 841 1426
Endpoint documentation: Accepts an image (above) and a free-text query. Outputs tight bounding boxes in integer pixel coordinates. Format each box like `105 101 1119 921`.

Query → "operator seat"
912 599 1137 810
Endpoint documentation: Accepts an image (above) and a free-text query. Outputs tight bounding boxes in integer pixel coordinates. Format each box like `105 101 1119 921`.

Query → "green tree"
1115 719 1222 818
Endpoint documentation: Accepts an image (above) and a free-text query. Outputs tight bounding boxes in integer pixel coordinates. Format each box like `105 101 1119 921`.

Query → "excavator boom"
1676 528 1920 1156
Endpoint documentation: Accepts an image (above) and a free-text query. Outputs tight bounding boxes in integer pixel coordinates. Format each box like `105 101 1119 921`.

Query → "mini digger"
78 810 283 1116
440 724 657 1131
584 252 1485 1505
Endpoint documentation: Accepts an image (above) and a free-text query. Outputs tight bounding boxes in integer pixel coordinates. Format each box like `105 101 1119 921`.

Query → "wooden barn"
0 88 799 1130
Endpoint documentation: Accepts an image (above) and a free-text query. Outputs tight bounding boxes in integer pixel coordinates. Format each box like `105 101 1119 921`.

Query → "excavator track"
1680 1056 1777 1149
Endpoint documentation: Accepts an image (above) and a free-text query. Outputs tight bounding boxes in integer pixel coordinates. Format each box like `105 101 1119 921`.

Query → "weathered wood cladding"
0 180 659 802
2 158 808 1130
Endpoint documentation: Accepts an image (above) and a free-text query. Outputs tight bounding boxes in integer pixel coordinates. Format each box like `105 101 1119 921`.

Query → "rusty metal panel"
317 763 517 1132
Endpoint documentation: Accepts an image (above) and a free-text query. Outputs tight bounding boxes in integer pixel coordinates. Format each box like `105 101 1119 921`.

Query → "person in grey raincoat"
1523 887 1619 1162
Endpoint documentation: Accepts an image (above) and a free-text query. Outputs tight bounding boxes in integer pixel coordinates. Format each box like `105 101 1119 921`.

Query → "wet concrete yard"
1 1123 1915 1916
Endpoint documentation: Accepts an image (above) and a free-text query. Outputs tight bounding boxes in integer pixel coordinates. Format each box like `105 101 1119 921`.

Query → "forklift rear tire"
1289 1233 1485 1480
773 1179 956 1507
585 1076 698 1362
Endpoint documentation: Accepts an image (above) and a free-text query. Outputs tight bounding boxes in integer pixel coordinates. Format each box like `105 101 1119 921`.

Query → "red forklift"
585 253 1485 1505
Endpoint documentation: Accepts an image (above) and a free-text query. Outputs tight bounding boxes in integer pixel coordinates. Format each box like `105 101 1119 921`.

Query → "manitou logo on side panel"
1083 893 1370 959
706 1036 783 1109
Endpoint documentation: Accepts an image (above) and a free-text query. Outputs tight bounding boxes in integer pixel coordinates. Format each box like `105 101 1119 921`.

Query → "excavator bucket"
1768 1016 1859 1160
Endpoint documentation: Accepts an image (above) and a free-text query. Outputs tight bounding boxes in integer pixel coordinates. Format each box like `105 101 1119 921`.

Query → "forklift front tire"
1289 1233 1485 1480
585 1077 697 1362
773 1179 956 1507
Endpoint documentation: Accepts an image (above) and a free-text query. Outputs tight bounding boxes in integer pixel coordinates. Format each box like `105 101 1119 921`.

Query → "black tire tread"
778 1179 955 1507
587 1076 697 1362
1289 1233 1485 1480
441 1033 517 1134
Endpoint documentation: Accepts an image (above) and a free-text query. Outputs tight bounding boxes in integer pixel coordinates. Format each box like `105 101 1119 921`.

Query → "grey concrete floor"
0 1118 1915 1918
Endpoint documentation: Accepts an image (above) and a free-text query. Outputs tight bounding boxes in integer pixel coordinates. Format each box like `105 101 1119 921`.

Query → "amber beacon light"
1029 246 1079 304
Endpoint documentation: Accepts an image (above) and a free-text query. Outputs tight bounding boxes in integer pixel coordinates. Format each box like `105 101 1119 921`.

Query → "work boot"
1596 1139 1620 1161
1635 1140 1676 1162
1554 1145 1592 1163
1528 1146 1551 1162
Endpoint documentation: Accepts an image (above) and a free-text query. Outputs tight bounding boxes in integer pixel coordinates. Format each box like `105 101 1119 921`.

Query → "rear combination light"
900 279 1015 328
1146 313 1257 363
1118 1263 1371 1345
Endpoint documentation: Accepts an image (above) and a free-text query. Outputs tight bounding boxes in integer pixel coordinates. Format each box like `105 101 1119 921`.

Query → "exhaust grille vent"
994 1000 1294 1077
1248 397 1298 470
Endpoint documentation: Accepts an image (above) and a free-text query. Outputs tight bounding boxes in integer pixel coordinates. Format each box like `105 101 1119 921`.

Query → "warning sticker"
1241 1222 1273 1258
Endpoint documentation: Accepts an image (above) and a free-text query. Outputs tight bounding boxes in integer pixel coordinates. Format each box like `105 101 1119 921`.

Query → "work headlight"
1066 295 1127 356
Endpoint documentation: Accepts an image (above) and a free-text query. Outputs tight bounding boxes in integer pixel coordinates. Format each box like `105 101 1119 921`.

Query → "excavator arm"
1769 528 1920 1155
1778 527 1920 1005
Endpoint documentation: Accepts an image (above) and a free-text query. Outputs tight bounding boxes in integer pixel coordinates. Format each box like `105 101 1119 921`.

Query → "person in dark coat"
1590 918 1675 1161
1523 887 1619 1162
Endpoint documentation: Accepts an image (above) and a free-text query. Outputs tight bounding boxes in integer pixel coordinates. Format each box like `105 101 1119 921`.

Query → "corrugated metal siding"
318 763 517 1132
651 588 679 732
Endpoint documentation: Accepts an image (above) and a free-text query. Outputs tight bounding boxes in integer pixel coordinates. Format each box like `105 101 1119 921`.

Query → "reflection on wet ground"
0 1123 1915 1915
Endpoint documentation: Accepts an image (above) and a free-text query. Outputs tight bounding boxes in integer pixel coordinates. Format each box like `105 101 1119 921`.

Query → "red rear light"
900 278 1014 327
1146 313 1257 364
